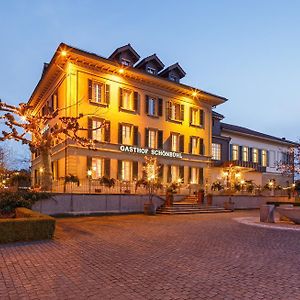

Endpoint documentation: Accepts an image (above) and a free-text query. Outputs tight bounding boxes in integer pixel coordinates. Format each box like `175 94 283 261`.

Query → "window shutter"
249 148 253 162
133 92 139 112
266 150 269 167
199 138 204 155
88 79 93 101
258 149 262 165
179 166 184 183
105 84 110 105
166 101 171 120
104 121 110 142
145 95 149 114
117 160 122 180
239 146 243 161
158 98 163 116
180 104 184 121
104 159 110 178
230 144 233 160
87 156 92 172
179 135 184 152
133 126 138 146
200 109 204 127
118 123 122 144
132 161 138 180
167 166 172 183
189 107 193 125
188 167 191 183
119 88 123 109
189 137 193 154
199 168 204 185
88 117 93 140
145 128 149 147
158 164 164 180
158 130 163 149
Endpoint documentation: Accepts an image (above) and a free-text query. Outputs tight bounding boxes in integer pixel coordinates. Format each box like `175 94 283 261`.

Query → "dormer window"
169 75 178 82
147 67 156 75
121 58 131 66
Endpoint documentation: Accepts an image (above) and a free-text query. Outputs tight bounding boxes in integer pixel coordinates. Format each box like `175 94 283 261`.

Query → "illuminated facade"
28 43 226 192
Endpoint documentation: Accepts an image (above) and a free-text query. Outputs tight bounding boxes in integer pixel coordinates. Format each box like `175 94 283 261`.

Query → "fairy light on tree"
0 101 107 191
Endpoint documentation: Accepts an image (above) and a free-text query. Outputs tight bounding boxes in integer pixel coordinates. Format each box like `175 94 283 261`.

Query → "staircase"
156 195 231 215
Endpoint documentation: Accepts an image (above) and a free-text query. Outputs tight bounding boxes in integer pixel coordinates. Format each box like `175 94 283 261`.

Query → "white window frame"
122 89 134 111
243 146 249 162
92 120 104 142
261 150 267 167
171 165 179 182
121 160 132 181
122 124 132 145
147 66 156 74
252 148 258 163
92 158 104 179
191 108 200 126
232 145 239 160
212 143 221 160
191 137 199 155
148 129 157 149
121 58 131 66
148 97 157 116
190 167 199 184
171 133 179 152
170 102 181 121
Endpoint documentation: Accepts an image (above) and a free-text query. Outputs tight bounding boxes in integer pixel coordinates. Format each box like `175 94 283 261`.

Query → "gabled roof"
135 54 165 71
221 122 298 146
108 43 140 64
159 62 186 79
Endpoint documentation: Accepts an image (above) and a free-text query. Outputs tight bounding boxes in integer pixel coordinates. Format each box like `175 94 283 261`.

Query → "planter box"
0 208 56 244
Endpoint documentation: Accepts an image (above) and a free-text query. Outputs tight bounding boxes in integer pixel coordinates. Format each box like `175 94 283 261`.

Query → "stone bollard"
260 204 275 223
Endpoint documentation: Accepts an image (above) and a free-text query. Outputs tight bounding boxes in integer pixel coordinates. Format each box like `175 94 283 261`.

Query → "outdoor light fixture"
39 167 44 173
192 91 198 97
61 50 67 57
241 180 245 185
119 68 124 74
87 170 92 177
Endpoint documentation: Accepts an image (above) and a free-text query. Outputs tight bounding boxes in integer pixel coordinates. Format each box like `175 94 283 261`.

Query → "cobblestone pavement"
1 210 300 300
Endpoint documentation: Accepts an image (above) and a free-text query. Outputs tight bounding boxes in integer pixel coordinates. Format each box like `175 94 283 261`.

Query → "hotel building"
28 43 227 192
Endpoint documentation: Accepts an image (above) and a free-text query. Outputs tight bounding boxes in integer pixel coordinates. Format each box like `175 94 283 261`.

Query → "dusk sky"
0 0 299 164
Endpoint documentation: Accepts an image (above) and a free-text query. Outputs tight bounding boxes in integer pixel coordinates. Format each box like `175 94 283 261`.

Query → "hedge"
0 208 56 244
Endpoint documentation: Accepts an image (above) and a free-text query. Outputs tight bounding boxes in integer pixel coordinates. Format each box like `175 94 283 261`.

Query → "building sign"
119 145 182 159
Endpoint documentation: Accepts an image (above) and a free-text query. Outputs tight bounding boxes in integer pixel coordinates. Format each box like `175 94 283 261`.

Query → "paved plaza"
1 210 300 300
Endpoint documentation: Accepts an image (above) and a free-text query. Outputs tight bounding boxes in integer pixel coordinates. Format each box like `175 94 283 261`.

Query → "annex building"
28 43 227 193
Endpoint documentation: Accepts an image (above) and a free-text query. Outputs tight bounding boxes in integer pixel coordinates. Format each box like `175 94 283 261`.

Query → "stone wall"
32 194 164 216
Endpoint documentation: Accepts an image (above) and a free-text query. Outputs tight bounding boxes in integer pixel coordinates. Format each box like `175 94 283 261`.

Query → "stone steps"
157 205 231 215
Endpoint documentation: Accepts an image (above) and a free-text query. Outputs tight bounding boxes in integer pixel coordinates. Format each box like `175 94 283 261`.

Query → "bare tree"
0 101 106 191
277 145 300 181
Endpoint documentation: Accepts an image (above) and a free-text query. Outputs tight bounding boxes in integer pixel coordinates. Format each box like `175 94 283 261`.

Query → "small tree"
0 101 106 191
277 145 300 182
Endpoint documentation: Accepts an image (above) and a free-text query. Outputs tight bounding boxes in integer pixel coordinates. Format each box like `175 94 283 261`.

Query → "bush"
0 208 55 243
0 191 52 215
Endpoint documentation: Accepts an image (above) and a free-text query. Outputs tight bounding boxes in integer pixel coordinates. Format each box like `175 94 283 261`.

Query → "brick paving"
1 210 300 299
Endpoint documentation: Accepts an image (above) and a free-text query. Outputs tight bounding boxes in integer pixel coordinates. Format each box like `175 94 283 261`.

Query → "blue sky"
0 0 299 167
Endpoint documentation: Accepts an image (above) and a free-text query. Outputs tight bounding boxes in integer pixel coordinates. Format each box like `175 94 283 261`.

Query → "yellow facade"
29 43 226 192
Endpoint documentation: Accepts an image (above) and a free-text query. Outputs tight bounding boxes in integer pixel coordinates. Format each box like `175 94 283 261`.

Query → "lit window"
261 150 267 167
121 58 131 66
232 145 239 160
171 165 179 182
252 148 258 163
122 89 134 110
191 137 199 154
147 67 156 74
190 167 199 184
243 146 249 162
122 125 132 145
148 98 156 116
191 108 200 126
121 160 132 181
92 158 103 179
92 120 104 141
148 129 157 148
168 102 183 121
171 134 179 152
212 143 221 160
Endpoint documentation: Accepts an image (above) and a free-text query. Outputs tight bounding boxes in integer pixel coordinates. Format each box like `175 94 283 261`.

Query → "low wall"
212 195 295 210
32 194 165 216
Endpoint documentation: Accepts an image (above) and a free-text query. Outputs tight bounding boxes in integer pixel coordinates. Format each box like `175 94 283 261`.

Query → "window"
168 101 184 122
252 148 258 163
89 80 109 105
169 75 178 82
92 120 104 141
121 160 132 181
171 165 179 182
190 167 199 184
191 137 199 155
190 108 204 127
148 129 157 148
243 146 249 162
121 58 131 66
171 134 179 152
147 67 156 74
122 89 134 110
232 145 239 160
261 150 267 167
122 124 132 145
212 143 221 160
93 82 103 103
148 97 156 116
92 158 103 179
